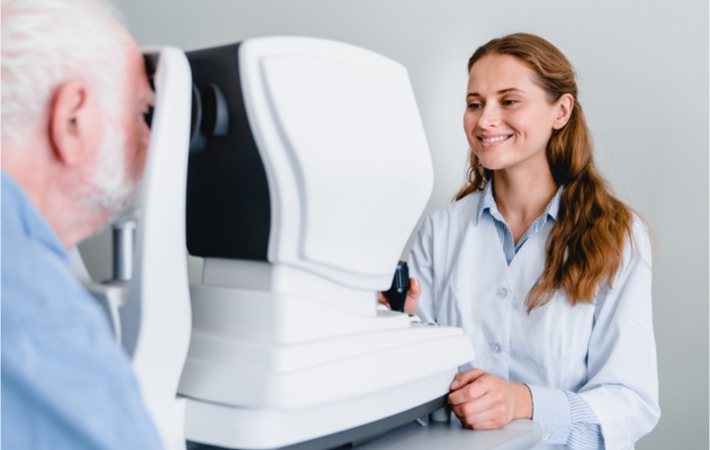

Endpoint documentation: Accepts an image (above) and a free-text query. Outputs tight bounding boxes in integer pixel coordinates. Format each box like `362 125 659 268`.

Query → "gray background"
79 0 708 448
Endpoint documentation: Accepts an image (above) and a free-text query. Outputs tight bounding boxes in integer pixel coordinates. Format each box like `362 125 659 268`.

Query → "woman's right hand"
377 278 421 315
448 369 532 430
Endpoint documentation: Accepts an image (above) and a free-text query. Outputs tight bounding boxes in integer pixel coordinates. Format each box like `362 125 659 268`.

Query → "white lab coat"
409 192 660 449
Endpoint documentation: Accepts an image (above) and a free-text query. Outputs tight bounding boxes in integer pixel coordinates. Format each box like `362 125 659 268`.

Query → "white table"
186 413 541 450
353 415 541 450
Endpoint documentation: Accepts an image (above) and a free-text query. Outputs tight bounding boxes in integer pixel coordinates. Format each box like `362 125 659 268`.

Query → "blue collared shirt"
476 180 562 265
1 171 164 450
477 181 603 449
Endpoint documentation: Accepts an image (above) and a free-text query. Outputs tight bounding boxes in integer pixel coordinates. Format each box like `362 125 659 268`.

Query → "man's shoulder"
1 245 164 449
2 226 106 337
0 227 163 449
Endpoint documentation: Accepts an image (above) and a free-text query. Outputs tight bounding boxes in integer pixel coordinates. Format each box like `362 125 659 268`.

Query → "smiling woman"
458 34 634 312
404 33 660 450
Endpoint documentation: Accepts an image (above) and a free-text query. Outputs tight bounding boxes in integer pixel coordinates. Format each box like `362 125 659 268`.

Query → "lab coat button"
491 343 501 353
496 287 508 298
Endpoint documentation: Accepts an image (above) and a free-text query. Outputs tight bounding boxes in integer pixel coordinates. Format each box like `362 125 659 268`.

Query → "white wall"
80 0 708 448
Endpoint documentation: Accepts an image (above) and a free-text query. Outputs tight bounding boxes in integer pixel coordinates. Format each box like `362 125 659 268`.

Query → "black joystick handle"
383 261 409 312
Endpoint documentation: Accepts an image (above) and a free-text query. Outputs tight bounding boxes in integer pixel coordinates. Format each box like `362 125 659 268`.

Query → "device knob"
383 261 409 312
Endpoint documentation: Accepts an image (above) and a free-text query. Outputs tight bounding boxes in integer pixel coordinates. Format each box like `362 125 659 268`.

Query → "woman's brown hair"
455 33 634 312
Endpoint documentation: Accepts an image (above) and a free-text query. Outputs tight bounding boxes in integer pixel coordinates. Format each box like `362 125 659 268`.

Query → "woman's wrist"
514 383 533 420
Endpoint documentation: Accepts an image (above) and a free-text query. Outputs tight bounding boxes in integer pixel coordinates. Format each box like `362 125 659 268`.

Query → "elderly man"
2 0 163 448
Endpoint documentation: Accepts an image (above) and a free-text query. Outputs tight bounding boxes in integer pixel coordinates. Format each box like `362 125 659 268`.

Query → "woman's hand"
377 278 421 315
448 369 532 430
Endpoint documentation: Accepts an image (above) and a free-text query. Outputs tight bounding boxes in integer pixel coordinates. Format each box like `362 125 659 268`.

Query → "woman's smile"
477 133 513 149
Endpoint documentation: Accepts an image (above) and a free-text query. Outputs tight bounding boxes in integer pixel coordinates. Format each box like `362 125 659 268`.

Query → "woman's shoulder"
414 192 484 246
425 191 483 227
628 212 653 261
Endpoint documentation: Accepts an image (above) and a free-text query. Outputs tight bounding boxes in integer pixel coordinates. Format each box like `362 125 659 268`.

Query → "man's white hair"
1 0 128 147
2 0 139 217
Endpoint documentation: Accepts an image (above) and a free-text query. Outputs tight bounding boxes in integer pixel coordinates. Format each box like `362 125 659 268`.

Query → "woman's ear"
552 93 574 130
48 81 100 166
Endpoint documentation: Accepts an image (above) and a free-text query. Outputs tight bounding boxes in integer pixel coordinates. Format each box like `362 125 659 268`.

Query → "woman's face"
463 53 571 175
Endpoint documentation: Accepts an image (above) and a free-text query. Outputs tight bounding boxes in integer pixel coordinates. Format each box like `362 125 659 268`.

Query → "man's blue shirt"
1 171 163 449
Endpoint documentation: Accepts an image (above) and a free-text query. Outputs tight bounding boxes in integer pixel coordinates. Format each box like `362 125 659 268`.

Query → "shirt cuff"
566 390 600 425
527 384 571 444
528 384 604 449
565 390 604 449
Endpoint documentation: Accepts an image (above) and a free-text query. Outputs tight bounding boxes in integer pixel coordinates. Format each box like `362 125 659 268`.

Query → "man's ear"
552 93 574 131
49 81 100 166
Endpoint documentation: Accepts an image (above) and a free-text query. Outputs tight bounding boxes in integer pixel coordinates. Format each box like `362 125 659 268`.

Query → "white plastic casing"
180 37 476 450
239 36 434 291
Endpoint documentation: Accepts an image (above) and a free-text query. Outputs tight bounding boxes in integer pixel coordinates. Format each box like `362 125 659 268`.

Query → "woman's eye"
467 102 483 110
502 99 518 106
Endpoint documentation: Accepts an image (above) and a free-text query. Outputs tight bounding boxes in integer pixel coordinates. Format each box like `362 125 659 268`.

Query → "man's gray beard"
81 122 141 226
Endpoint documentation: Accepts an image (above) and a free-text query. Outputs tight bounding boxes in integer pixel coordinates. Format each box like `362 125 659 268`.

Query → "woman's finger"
450 368 486 390
404 278 421 314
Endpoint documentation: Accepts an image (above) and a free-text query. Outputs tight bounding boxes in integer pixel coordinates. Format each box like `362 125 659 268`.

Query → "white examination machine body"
82 37 475 450
179 37 474 449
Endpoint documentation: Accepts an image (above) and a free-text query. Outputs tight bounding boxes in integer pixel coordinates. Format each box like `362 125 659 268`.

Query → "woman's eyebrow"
497 87 524 95
467 88 525 98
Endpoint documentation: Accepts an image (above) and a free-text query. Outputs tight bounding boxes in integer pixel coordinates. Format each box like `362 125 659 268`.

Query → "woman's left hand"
448 369 533 430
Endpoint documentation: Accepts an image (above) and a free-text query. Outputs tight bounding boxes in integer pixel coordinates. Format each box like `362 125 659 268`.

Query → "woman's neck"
492 165 557 245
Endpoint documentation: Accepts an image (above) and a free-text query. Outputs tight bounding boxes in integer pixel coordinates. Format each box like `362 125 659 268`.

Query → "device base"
186 396 446 450
183 370 459 449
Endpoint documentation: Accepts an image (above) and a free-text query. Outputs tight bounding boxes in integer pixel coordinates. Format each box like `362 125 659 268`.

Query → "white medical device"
82 36 475 450
179 37 475 449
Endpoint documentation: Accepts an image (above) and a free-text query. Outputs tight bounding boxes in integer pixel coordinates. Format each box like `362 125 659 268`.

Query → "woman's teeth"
480 135 509 143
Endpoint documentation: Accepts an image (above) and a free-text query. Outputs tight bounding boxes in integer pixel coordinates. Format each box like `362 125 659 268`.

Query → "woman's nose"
477 104 500 129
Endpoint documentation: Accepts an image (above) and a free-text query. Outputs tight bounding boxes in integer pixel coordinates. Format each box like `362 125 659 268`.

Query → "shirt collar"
475 180 563 226
2 170 69 264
